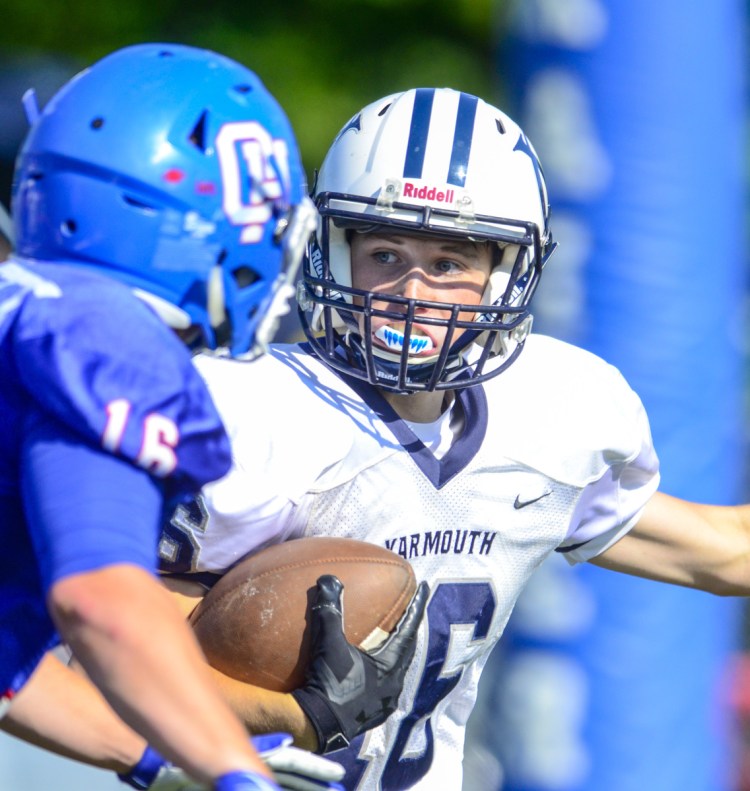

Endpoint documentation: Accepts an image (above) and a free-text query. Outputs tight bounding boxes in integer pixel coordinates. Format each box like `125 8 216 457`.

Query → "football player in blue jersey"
0 42 348 791
151 87 750 791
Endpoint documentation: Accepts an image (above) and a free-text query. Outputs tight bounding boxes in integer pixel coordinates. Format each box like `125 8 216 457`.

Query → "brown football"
188 536 416 692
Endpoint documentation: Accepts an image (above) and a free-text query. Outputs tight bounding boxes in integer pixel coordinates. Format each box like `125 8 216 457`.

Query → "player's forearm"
49 564 275 784
690 501 750 596
595 494 750 596
163 574 320 751
210 670 319 751
1 651 144 773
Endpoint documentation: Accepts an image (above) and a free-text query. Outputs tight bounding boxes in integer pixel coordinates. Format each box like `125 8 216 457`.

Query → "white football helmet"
297 87 556 392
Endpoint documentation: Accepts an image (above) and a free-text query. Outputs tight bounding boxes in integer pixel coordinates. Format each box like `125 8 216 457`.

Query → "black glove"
291 575 429 754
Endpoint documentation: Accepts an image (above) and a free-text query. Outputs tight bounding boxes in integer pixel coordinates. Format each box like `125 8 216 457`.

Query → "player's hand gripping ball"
189 537 417 692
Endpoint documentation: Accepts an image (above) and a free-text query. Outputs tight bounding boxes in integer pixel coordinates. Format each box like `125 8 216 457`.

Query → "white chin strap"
132 288 191 329
207 265 228 331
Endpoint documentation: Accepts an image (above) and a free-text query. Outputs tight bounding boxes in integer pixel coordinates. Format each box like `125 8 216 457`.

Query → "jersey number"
103 398 178 477
338 581 496 789
158 495 208 572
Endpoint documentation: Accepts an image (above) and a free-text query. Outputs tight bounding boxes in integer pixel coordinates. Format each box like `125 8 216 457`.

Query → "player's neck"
381 389 455 423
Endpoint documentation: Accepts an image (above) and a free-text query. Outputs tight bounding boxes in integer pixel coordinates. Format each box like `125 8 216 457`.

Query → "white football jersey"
159 334 659 791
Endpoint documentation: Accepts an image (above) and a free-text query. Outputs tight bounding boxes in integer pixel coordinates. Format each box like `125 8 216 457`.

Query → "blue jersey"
0 258 232 696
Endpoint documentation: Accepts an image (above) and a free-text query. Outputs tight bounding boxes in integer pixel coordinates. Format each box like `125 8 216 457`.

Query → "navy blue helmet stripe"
448 93 478 187
513 133 546 213
403 88 435 179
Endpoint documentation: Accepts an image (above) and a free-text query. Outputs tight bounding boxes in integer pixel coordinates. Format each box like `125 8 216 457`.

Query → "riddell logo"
310 244 324 278
402 182 455 204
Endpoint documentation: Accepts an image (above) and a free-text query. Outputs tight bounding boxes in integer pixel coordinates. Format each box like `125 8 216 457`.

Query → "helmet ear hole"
232 266 259 289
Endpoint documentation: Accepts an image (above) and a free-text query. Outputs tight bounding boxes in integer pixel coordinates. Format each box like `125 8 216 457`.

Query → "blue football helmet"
298 88 556 392
12 43 316 358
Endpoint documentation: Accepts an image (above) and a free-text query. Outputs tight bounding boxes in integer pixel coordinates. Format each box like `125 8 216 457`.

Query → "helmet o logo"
216 121 290 243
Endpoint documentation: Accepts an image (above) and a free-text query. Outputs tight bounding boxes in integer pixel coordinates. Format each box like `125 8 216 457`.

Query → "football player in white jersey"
159 87 750 791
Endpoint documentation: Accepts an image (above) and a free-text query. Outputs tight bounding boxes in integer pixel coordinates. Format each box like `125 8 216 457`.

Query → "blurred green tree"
0 0 502 186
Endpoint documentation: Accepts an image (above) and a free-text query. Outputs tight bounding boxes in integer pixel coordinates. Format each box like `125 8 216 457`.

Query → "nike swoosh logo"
513 490 552 509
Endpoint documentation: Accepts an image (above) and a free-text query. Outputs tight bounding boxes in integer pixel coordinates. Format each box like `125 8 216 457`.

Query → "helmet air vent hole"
234 84 253 95
91 117 105 130
189 112 208 151
377 103 392 117
61 219 77 237
158 50 175 58
232 266 259 289
496 118 505 134
123 194 158 214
